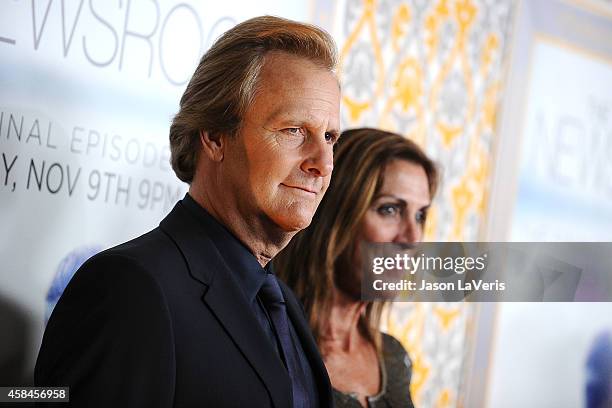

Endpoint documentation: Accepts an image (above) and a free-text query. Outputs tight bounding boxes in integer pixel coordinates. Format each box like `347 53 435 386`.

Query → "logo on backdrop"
45 245 103 324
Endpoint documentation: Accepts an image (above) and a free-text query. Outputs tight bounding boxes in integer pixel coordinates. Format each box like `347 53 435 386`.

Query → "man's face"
222 52 340 232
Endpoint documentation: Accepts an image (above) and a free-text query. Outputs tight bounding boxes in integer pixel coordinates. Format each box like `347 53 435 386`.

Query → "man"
35 16 340 407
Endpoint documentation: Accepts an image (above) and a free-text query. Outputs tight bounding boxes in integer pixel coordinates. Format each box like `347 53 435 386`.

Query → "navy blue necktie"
259 273 310 408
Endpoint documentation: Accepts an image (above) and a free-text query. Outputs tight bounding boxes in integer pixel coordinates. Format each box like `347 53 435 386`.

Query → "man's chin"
283 218 313 233
272 212 314 233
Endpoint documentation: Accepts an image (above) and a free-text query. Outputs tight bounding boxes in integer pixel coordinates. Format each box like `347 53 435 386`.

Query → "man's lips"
281 183 318 194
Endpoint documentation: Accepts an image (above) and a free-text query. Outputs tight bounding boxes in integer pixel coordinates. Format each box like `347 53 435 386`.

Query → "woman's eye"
377 205 400 217
415 210 427 224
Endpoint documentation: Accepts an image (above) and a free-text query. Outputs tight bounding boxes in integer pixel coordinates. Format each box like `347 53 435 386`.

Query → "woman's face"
360 159 431 244
336 159 432 299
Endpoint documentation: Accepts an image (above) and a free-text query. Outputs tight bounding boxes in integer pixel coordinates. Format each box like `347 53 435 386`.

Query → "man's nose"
300 135 333 177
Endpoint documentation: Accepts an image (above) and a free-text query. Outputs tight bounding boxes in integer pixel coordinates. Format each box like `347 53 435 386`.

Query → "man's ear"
199 130 225 162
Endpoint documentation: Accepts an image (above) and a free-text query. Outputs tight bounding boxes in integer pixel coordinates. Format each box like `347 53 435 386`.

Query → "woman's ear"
199 130 225 162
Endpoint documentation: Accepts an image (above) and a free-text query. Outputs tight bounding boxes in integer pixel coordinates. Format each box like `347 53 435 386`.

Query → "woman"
275 128 438 407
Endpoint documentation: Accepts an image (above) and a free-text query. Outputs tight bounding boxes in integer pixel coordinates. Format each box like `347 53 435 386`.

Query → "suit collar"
159 201 218 286
181 193 267 302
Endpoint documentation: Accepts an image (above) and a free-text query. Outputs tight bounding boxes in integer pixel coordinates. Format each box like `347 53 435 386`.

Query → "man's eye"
324 132 336 143
377 205 400 217
276 127 307 148
284 127 303 136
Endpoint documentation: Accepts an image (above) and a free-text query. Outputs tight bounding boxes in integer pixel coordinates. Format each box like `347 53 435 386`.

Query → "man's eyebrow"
262 103 341 134
265 111 340 133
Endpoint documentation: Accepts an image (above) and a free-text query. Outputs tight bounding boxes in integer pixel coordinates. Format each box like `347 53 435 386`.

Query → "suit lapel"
160 203 292 408
202 266 292 408
280 281 333 408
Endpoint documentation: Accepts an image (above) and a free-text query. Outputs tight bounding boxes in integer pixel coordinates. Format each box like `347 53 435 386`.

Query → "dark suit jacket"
35 201 332 407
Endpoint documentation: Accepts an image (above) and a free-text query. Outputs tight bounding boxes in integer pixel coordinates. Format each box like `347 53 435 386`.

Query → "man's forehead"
266 98 337 116
255 87 339 124
258 52 340 88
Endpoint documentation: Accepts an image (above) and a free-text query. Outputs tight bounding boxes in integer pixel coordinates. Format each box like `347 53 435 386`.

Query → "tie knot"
259 273 285 305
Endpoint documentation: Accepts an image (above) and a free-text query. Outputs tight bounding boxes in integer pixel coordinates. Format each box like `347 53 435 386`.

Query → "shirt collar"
181 193 268 301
